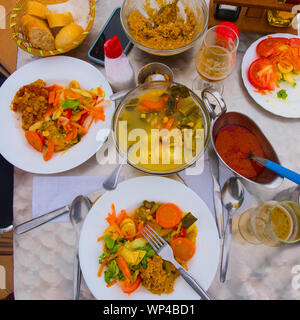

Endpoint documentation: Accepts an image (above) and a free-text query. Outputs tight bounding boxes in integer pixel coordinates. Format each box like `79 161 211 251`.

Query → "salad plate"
241 33 300 119
0 56 114 174
79 176 220 300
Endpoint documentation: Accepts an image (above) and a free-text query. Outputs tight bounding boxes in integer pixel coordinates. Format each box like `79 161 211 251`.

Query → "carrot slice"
48 90 56 105
156 203 182 229
116 209 128 225
116 256 131 279
171 237 195 261
25 131 44 152
106 279 117 288
141 98 165 111
65 126 78 141
165 118 174 130
97 236 104 242
43 139 54 161
97 258 108 277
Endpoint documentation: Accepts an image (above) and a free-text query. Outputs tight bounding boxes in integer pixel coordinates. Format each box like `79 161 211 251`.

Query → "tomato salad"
248 36 300 95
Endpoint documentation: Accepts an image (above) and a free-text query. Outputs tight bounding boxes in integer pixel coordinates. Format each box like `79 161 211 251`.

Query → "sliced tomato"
248 58 278 90
256 37 290 58
289 38 300 48
118 277 141 295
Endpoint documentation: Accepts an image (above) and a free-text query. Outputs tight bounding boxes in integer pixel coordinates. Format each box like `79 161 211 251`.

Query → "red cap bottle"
104 36 123 59
216 22 239 41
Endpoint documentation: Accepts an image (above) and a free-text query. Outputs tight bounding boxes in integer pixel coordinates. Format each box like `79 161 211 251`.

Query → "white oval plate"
79 176 220 300
0 56 114 174
241 33 300 118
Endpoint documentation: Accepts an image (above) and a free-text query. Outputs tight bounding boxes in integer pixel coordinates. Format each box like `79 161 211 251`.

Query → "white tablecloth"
13 0 300 300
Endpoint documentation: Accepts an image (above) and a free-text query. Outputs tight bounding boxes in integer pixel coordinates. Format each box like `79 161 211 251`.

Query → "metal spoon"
69 195 92 300
102 144 134 190
220 177 244 283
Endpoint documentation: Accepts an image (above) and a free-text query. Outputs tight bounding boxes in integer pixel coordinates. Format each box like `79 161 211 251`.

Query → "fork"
141 225 212 300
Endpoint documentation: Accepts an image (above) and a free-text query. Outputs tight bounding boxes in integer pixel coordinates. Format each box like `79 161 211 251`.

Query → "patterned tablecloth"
13 0 300 300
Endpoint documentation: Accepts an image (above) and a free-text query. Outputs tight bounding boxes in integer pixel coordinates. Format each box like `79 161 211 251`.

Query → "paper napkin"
32 176 108 222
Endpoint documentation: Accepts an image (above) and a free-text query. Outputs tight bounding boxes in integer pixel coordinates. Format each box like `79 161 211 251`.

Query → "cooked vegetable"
248 58 278 91
11 80 108 161
119 277 141 295
97 201 198 295
171 237 196 261
104 235 115 250
156 203 182 228
277 89 288 100
43 139 54 161
120 247 146 265
25 130 44 152
181 212 198 229
116 256 131 279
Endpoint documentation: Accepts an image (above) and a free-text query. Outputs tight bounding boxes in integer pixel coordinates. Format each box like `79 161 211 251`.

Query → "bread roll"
26 1 50 20
55 23 84 50
46 12 73 28
21 15 55 51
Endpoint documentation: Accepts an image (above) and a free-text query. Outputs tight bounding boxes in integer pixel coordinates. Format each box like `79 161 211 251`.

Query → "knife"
14 189 104 235
208 144 223 239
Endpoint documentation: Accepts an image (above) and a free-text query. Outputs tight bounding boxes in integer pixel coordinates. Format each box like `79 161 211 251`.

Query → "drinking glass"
238 201 300 246
193 25 239 95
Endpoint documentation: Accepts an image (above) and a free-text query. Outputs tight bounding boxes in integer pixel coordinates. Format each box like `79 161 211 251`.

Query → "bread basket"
10 0 95 56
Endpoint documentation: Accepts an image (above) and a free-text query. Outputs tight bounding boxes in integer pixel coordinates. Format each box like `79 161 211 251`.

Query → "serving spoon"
220 177 244 283
70 195 92 300
247 152 300 185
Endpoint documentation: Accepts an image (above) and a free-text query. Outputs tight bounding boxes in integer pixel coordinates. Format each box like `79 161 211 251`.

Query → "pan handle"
201 87 227 119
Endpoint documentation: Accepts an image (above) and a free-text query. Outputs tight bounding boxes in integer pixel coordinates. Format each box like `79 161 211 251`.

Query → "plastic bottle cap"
216 22 239 41
104 36 123 59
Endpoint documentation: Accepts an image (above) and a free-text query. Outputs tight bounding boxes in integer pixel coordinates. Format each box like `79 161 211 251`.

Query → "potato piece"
120 218 136 238
104 225 119 241
120 247 146 265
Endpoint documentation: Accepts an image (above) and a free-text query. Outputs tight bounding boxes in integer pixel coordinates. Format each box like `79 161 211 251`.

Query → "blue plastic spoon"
248 153 300 185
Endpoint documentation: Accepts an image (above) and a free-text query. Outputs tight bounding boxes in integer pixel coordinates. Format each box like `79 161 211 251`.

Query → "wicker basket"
9 0 95 56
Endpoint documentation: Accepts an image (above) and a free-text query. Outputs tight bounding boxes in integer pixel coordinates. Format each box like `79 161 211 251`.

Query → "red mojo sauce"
215 125 265 178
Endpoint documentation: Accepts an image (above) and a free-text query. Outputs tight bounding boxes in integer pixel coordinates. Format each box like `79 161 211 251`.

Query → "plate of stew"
0 56 114 174
79 176 220 300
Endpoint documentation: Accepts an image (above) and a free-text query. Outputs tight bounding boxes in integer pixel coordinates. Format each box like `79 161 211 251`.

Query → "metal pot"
210 112 283 188
111 81 226 175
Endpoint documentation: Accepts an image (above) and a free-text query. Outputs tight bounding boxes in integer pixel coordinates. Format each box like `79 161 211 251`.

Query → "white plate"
241 33 300 118
0 56 114 174
79 176 220 300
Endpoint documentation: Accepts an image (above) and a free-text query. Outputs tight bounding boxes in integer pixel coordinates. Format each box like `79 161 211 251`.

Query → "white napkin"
178 150 255 220
32 176 108 222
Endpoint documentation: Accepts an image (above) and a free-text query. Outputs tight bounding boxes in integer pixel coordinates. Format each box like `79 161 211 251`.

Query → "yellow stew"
116 85 205 173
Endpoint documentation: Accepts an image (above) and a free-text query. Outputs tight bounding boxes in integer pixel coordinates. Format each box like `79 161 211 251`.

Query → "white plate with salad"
0 56 114 173
79 176 220 300
241 33 300 118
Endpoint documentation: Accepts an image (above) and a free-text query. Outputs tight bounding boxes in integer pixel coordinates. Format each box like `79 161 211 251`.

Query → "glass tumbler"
193 24 239 95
